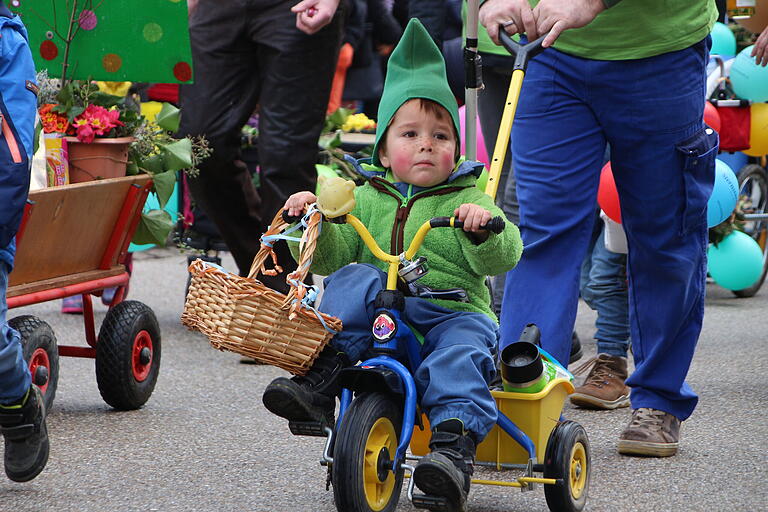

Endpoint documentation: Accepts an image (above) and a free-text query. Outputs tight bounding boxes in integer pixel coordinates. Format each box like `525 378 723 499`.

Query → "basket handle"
247 207 323 311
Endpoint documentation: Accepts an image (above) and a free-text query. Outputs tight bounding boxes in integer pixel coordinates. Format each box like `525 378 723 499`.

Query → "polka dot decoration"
11 1 192 83
173 62 192 82
102 53 123 73
143 23 163 43
40 40 58 61
78 10 98 31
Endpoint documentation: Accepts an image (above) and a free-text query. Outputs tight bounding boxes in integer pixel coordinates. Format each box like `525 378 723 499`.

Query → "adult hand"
291 0 340 35
751 26 768 67
479 0 537 45
533 0 606 47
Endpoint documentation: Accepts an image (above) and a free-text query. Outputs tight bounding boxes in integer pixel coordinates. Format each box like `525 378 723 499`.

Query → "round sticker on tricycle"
372 313 397 341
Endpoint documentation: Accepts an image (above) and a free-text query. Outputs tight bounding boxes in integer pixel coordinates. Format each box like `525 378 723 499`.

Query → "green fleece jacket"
303 163 522 322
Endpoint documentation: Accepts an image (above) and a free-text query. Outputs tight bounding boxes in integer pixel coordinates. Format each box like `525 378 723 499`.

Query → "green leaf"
33 122 42 154
126 160 140 176
67 106 85 122
132 209 174 246
160 138 193 171
89 91 125 108
155 103 181 132
141 153 166 174
151 170 177 209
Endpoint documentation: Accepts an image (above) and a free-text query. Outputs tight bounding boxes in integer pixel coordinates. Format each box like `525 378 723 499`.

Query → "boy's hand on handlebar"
454 204 492 233
284 191 317 218
480 0 537 45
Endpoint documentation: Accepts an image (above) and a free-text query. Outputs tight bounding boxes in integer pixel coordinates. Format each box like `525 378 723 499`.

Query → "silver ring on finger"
502 20 516 28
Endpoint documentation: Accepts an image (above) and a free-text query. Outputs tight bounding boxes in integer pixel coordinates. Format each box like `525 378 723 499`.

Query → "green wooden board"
11 0 193 83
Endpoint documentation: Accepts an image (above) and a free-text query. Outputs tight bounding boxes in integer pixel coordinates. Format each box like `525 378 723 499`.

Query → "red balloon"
703 101 721 133
598 162 621 223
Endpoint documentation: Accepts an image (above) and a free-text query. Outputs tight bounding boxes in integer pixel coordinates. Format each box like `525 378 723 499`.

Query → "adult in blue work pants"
499 38 717 456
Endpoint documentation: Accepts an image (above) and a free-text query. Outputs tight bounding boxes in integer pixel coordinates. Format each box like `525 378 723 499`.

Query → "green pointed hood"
372 18 460 167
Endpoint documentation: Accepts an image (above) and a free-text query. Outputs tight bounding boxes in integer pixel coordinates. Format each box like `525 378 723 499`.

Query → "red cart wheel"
9 315 59 412
96 300 161 410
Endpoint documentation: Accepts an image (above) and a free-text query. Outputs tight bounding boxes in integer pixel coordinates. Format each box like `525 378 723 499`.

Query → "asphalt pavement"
2 246 766 512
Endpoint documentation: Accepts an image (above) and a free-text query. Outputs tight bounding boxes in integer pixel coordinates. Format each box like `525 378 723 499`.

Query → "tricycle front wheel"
544 420 590 512
332 392 404 512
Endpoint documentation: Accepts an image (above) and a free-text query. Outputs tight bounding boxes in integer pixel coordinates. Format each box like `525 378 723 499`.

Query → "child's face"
379 100 457 187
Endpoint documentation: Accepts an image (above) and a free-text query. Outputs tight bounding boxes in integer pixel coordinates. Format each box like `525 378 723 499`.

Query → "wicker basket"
181 209 342 375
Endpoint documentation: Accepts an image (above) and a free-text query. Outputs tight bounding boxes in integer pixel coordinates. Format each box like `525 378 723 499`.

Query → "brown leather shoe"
569 354 630 409
618 408 680 457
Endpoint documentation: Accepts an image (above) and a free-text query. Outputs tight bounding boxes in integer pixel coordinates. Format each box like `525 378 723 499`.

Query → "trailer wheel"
9 316 58 412
95 301 161 410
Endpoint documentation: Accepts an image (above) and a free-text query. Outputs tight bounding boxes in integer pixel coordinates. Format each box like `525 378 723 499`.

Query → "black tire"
95 300 161 410
543 420 590 512
9 316 58 412
332 392 404 512
732 164 768 298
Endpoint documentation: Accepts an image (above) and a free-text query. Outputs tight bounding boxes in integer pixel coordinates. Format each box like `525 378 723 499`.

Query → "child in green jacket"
262 18 522 510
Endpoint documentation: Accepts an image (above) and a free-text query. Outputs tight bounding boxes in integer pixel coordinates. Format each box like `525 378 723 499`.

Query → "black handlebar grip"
484 216 506 234
282 210 303 224
436 215 505 233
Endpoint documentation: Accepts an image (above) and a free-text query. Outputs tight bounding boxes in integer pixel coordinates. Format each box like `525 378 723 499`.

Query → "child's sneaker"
60 295 83 314
618 408 680 457
0 386 50 482
261 347 349 430
413 419 475 512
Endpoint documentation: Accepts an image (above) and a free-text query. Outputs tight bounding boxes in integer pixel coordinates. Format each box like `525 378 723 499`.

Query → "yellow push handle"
483 30 549 201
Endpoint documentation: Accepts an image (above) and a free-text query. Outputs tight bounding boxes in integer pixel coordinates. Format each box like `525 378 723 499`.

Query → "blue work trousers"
0 258 29 404
319 264 499 439
500 39 717 420
580 219 630 358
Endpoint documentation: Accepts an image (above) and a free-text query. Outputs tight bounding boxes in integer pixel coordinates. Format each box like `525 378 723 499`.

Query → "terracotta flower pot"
65 136 134 183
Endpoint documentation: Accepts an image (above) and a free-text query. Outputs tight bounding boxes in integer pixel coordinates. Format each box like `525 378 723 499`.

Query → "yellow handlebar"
343 213 504 290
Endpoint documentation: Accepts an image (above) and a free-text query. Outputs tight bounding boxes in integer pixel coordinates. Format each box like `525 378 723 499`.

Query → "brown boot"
569 354 630 410
618 408 680 457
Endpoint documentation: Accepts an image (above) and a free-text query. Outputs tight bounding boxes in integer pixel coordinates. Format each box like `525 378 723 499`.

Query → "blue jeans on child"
0 252 30 404
319 264 499 439
579 221 630 358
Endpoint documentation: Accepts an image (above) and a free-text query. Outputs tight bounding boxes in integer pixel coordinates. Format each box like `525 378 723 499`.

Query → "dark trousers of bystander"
178 0 342 291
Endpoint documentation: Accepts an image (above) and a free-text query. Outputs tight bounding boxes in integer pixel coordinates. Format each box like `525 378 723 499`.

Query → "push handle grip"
430 215 506 234
497 28 548 72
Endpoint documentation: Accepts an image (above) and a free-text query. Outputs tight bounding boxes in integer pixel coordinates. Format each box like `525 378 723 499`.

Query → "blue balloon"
707 159 739 228
730 45 768 102
710 22 736 57
707 230 764 290
716 152 748 174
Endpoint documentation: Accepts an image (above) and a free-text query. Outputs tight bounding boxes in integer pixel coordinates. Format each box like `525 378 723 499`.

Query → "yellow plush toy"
316 175 356 218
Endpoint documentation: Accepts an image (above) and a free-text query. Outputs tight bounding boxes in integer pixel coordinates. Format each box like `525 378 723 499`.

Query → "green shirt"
477 0 717 61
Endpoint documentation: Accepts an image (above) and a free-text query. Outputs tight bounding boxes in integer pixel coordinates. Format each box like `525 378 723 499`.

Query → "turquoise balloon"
710 22 736 57
707 159 739 227
730 45 768 102
707 230 764 291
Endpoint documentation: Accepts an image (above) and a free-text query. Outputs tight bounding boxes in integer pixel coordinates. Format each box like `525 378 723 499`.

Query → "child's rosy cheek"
393 154 410 170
